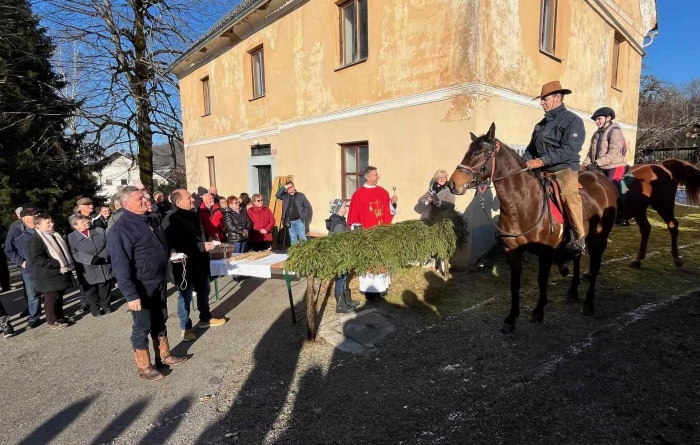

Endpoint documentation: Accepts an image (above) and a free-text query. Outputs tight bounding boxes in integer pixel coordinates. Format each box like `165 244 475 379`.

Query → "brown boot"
133 349 164 381
156 336 188 366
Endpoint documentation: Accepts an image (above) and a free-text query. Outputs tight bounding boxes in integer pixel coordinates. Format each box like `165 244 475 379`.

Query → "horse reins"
454 140 548 238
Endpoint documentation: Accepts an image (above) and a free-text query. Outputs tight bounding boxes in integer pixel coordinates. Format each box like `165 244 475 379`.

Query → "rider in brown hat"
523 81 587 255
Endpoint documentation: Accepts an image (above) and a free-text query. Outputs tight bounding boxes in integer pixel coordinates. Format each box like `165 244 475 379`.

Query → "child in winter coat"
325 199 360 313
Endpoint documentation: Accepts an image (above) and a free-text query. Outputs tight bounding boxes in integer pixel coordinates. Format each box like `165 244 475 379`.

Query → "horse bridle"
454 140 548 238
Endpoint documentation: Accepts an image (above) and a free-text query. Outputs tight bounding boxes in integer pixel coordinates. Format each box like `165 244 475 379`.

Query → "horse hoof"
630 260 642 269
500 323 515 334
566 290 579 302
582 272 591 282
674 256 684 267
581 304 595 316
529 313 544 323
558 265 569 277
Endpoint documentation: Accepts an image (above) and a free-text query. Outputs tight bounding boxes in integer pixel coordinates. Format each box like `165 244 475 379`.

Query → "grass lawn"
343 205 700 319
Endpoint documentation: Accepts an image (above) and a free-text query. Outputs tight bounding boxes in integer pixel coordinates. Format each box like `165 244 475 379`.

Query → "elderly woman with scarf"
28 214 76 329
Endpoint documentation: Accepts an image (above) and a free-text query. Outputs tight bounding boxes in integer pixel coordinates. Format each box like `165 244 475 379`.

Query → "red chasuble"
347 185 393 229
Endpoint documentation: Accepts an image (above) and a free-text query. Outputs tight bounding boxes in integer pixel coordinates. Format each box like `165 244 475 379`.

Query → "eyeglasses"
255 199 263 202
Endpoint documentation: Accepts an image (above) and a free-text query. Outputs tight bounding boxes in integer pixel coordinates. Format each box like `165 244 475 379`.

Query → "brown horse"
625 159 700 268
448 124 618 334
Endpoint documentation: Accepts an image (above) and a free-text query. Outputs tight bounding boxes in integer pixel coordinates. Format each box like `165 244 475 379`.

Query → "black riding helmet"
591 106 615 120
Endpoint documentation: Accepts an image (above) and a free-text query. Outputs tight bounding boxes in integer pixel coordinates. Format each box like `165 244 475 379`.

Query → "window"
339 0 368 67
250 47 266 99
611 36 621 89
105 179 113 186
120 179 128 186
539 0 557 55
207 156 216 187
341 143 369 200
251 144 271 156
201 76 211 116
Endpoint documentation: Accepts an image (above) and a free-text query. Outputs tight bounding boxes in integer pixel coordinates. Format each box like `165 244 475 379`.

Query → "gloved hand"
586 163 600 172
431 196 442 207
91 256 107 265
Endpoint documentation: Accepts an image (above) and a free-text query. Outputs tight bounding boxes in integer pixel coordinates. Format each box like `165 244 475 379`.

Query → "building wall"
178 0 477 145
177 0 654 264
95 156 170 199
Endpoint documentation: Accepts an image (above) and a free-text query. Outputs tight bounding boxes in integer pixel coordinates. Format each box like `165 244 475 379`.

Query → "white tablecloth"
210 253 289 279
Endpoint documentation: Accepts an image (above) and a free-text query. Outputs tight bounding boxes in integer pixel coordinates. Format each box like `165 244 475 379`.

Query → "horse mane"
493 138 528 169
660 159 700 206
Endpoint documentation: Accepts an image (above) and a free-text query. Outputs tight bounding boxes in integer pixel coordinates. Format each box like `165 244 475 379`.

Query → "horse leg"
656 206 683 267
502 249 523 334
530 248 554 323
583 239 605 316
566 254 581 302
631 212 652 268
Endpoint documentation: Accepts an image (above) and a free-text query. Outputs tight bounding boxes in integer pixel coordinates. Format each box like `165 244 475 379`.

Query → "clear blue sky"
643 3 700 86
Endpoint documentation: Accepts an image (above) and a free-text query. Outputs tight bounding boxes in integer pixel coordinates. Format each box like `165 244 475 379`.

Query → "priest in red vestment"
347 166 398 229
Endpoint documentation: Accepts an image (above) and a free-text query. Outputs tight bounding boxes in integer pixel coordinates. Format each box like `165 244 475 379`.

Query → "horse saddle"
540 172 582 226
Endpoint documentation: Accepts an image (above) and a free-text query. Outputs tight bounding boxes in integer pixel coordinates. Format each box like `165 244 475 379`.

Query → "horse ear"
470 132 477 142
487 122 496 140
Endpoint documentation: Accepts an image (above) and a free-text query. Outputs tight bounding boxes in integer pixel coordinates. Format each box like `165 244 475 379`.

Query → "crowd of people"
0 81 629 380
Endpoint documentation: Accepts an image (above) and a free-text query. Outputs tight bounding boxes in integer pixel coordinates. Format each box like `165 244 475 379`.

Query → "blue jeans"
334 274 347 297
233 241 248 253
289 219 307 245
22 272 42 324
177 278 212 330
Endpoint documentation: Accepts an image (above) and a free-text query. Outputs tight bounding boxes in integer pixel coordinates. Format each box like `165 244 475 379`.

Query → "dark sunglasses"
255 199 263 202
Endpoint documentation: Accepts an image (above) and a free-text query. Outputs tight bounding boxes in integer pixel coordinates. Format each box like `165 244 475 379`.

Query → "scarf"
36 230 74 273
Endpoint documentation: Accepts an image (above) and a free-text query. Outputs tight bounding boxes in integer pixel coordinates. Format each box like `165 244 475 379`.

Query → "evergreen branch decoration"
286 211 468 280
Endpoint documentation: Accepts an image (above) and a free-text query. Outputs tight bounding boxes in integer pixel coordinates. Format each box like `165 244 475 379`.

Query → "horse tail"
661 158 700 206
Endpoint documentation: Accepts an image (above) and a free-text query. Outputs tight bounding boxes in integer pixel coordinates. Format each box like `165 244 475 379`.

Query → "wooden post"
306 274 316 341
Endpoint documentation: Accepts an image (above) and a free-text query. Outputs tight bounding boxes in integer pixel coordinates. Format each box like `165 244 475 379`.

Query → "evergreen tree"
0 0 102 231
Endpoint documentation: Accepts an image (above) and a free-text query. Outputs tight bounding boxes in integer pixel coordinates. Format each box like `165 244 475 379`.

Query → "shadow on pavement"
18 394 98 445
89 397 150 445
137 395 195 445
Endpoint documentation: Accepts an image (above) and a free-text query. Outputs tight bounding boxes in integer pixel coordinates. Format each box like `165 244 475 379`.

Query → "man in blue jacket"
523 81 587 256
275 180 311 245
4 205 43 329
108 186 187 381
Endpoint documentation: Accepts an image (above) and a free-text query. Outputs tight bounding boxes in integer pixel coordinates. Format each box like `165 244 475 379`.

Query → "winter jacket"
154 200 172 219
4 223 36 275
248 206 275 242
28 234 74 292
198 203 226 241
414 181 456 220
523 104 586 172
583 122 627 169
108 209 166 302
68 228 113 285
92 215 108 230
326 214 348 234
223 208 252 242
164 207 211 283
275 188 311 223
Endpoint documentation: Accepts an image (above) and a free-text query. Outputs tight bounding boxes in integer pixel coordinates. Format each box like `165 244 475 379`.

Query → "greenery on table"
286 211 468 280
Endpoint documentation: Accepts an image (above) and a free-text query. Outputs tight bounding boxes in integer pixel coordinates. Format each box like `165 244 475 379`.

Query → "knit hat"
329 199 345 214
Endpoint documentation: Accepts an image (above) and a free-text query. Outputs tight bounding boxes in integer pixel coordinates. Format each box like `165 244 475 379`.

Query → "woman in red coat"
247 194 275 251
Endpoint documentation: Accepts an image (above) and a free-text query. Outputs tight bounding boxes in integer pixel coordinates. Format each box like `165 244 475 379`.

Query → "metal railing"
635 147 700 165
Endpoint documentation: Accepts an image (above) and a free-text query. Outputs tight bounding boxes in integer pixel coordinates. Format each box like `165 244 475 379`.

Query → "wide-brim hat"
532 81 572 100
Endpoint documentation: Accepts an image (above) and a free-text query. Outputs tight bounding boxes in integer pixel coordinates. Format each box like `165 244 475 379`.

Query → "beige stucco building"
171 0 657 264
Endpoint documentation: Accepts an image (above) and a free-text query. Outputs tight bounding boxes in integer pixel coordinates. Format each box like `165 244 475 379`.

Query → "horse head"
448 123 500 195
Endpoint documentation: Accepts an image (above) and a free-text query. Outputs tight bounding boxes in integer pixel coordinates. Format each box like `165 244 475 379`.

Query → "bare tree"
637 68 700 161
38 0 229 191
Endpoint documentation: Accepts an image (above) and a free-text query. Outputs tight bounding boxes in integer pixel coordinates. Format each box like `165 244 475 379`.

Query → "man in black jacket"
109 186 187 381
164 189 226 343
523 81 587 256
275 180 311 245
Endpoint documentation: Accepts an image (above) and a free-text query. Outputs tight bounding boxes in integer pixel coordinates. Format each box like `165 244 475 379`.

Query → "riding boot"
151 334 162 367
156 336 188 366
343 289 360 307
133 348 164 381
335 293 355 314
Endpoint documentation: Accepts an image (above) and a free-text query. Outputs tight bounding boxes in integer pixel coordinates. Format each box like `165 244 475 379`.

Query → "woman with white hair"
28 214 76 329
414 169 456 220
